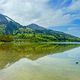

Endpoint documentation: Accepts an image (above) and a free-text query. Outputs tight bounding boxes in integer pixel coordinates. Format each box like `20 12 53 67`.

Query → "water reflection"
0 43 80 69
0 43 80 80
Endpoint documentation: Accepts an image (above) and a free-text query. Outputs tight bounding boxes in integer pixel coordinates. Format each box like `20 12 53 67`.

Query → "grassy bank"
0 34 80 43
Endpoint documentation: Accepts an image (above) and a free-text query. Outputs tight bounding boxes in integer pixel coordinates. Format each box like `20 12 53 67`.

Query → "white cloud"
69 0 80 10
0 0 50 26
36 9 76 27
0 0 80 27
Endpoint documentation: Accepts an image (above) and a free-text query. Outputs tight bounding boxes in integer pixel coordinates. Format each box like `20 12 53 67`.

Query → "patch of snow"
5 16 11 22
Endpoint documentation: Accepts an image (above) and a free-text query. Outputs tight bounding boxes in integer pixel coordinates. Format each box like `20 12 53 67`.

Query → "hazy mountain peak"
0 14 17 24
0 14 22 34
26 23 47 31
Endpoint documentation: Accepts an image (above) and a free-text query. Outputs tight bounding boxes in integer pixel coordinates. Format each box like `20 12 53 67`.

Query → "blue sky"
0 0 80 37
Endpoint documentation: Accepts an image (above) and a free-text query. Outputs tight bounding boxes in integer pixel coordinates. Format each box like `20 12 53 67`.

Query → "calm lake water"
0 43 80 80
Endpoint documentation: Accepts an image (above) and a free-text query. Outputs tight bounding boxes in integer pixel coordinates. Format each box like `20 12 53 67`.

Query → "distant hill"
0 14 80 42
26 24 46 31
24 24 80 42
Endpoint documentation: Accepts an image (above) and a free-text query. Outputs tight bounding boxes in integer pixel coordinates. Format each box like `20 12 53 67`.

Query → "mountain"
49 26 80 38
0 14 22 34
25 24 76 37
24 23 49 34
24 24 80 42
0 14 80 42
26 24 46 31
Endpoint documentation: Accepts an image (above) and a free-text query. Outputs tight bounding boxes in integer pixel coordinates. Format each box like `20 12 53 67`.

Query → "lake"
0 42 80 80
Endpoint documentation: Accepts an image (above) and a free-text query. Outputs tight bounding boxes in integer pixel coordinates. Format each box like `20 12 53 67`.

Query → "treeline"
0 34 80 42
0 33 80 42
0 27 80 42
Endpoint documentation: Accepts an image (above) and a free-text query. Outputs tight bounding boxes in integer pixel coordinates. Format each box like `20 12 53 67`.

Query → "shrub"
0 35 14 42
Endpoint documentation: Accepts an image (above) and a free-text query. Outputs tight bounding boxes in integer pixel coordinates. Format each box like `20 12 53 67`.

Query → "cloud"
36 9 75 27
0 0 50 26
0 0 80 28
69 0 80 11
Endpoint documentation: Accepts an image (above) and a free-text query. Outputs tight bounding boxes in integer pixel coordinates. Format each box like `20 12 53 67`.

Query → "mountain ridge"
0 14 22 34
0 14 80 42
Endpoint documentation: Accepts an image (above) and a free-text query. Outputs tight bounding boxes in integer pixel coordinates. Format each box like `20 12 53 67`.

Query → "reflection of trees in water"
0 43 80 69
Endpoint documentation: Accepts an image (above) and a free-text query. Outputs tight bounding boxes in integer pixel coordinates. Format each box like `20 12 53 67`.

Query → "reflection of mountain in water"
0 43 80 69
